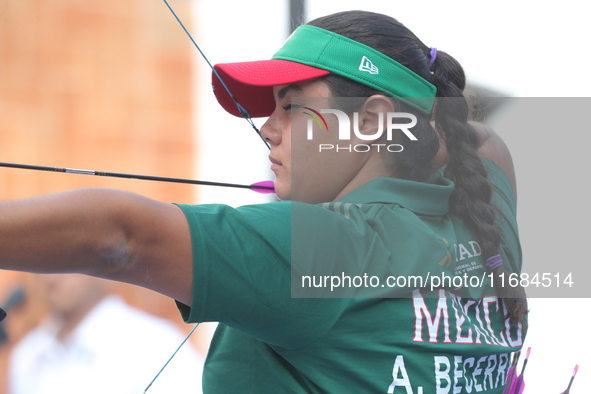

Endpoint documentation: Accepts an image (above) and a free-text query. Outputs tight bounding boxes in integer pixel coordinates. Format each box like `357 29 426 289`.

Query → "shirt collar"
336 176 454 216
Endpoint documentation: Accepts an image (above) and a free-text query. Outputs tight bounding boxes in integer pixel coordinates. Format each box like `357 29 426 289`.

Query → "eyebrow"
277 84 303 100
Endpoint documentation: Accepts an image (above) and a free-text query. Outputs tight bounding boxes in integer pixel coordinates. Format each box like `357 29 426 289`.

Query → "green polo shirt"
176 158 524 393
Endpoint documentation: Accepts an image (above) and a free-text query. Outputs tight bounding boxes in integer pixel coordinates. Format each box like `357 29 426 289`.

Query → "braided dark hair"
308 11 527 326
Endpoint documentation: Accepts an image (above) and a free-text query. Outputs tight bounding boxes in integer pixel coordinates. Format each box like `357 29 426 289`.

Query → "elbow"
93 237 136 279
74 189 140 280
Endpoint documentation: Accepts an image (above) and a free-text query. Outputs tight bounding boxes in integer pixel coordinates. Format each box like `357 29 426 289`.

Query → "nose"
260 111 282 147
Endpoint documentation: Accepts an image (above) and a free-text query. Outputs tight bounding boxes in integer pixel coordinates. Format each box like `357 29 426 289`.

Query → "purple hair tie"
429 47 438 72
486 254 503 270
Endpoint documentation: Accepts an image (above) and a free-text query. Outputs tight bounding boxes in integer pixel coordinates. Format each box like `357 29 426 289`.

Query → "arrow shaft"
0 162 274 191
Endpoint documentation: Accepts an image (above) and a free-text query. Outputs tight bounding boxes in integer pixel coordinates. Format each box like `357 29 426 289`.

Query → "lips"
269 156 282 171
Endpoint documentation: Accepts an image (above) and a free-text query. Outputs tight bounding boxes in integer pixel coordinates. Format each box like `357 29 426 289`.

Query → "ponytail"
430 50 528 327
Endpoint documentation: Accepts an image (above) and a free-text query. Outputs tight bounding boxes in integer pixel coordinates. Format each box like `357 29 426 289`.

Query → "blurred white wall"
192 0 286 207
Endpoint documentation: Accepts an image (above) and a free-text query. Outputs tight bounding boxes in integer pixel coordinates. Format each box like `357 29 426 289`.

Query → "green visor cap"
272 25 437 114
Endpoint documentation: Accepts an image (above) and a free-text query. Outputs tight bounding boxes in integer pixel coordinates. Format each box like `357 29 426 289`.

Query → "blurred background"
0 1 208 392
1 0 589 392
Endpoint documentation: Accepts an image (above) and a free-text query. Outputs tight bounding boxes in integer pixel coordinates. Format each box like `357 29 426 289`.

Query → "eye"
281 103 301 110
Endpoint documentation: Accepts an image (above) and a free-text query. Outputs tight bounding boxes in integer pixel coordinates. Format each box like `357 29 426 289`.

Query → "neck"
333 152 394 201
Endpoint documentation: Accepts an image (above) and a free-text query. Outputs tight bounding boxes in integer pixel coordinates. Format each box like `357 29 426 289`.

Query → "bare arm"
0 188 193 305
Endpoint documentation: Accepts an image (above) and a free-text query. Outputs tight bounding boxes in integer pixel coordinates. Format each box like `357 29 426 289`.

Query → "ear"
354 95 396 143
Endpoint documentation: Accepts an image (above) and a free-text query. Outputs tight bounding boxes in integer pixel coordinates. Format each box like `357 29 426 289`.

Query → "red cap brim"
212 59 330 118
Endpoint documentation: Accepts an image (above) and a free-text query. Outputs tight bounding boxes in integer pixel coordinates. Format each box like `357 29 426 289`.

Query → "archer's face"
261 79 369 204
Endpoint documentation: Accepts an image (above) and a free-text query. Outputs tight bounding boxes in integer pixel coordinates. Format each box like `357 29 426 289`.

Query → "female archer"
0 10 526 393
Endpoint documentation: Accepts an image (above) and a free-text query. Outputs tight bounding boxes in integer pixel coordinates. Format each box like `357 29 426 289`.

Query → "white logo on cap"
359 56 379 74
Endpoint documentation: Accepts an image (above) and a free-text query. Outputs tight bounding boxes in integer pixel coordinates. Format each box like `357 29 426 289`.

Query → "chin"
273 181 291 201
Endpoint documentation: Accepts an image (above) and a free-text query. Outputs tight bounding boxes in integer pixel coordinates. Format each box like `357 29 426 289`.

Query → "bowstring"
144 1 273 391
143 323 200 393
161 0 270 150
144 2 277 390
